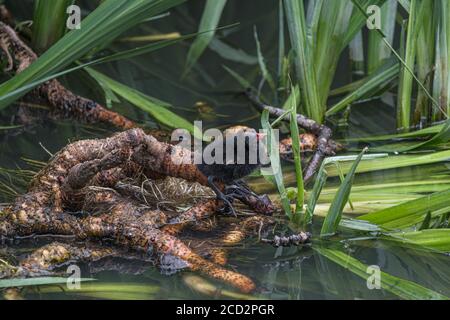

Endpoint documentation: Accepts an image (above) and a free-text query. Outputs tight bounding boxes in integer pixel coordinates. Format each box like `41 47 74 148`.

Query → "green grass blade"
32 0 74 53
415 0 435 122
351 0 446 121
0 277 95 288
254 26 276 91
366 0 397 74
419 212 432 230
307 0 324 36
349 31 364 76
261 109 292 218
346 122 444 142
322 178 450 199
320 148 367 237
0 125 22 130
339 218 381 232
305 162 327 224
329 78 365 96
283 0 322 122
397 0 420 132
432 0 450 119
284 0 387 121
443 0 450 116
314 0 353 107
0 0 186 109
222 65 253 89
277 0 286 94
38 282 158 300
208 38 257 65
343 0 387 46
394 118 450 152
315 247 448 300
85 68 194 134
282 84 300 110
385 229 450 253
183 0 227 77
326 61 399 116
0 32 196 111
288 85 304 219
324 150 450 176
359 189 450 229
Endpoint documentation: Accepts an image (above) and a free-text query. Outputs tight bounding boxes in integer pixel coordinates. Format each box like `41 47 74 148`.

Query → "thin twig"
245 89 340 183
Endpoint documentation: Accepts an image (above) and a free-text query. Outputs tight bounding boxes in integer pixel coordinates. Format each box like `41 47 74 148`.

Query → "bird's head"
223 126 267 165
223 126 266 141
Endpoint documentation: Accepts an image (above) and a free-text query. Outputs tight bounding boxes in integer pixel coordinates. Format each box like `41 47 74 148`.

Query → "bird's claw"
225 180 257 198
217 193 237 217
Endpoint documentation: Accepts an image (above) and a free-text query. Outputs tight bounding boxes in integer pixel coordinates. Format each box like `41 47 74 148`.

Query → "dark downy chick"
196 126 266 215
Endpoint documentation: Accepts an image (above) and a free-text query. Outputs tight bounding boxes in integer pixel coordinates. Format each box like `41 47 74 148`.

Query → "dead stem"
245 89 343 183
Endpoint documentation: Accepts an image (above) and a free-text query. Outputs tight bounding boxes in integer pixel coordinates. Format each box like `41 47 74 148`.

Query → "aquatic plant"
0 0 449 300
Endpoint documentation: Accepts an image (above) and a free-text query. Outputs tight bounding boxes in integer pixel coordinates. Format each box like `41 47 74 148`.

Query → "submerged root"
0 7 308 293
16 242 116 277
206 215 275 266
0 129 276 293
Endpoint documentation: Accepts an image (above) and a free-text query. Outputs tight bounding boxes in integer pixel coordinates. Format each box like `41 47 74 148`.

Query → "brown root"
246 89 343 183
17 242 116 277
204 215 274 266
0 129 276 293
0 20 136 130
0 7 306 294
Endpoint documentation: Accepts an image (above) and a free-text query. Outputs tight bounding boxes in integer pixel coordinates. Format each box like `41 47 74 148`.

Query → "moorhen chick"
196 126 266 215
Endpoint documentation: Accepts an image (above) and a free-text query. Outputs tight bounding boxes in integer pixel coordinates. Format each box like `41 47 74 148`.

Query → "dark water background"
0 0 448 300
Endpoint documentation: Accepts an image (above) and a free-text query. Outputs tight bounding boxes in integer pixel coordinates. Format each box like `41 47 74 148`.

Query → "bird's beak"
256 132 266 141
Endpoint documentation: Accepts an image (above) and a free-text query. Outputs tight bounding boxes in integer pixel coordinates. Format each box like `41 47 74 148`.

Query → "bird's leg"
224 181 256 200
226 179 253 192
224 180 275 215
207 176 237 217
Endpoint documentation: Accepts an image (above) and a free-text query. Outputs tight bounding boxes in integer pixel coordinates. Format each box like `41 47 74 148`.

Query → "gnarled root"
0 20 136 130
14 242 116 278
0 128 275 292
0 241 153 299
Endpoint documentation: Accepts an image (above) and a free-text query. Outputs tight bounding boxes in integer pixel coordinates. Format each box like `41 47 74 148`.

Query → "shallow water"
10 235 450 300
0 0 449 300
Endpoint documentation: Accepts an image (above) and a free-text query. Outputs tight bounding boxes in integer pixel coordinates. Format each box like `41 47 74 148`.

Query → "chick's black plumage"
196 126 266 215
197 126 265 182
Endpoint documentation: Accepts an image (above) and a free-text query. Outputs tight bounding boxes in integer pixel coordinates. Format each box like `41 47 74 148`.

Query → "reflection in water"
0 0 449 300
16 240 448 300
